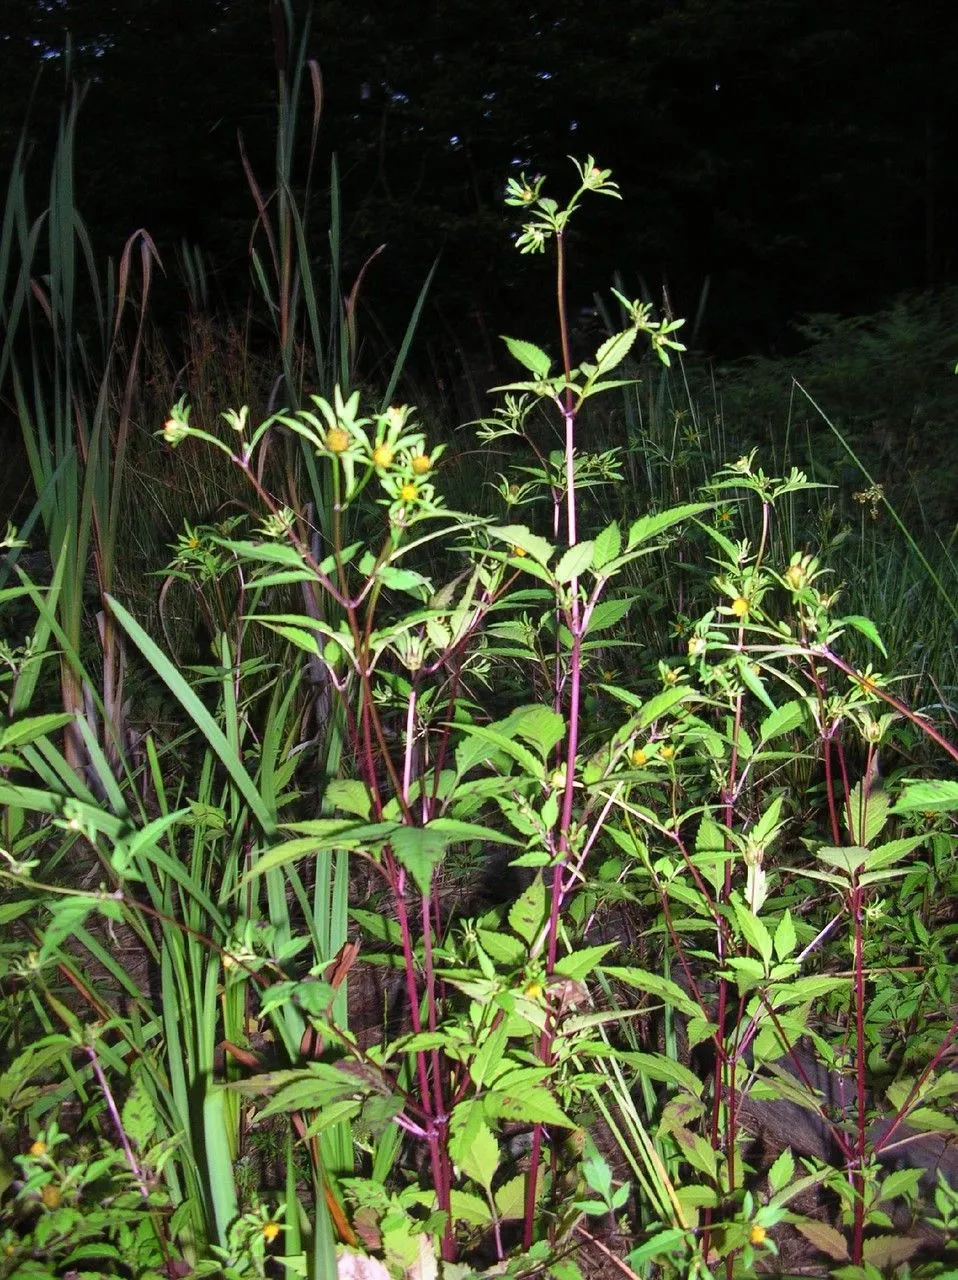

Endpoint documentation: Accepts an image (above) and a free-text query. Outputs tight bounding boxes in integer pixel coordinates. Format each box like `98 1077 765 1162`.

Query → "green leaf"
485 1084 573 1127
555 541 595 583
553 944 617 982
731 895 773 965
840 615 887 656
891 778 958 814
773 910 797 962
592 521 622 569
593 327 638 377
759 700 807 742
501 335 552 378
323 779 372 820
603 968 700 1019
487 524 555 568
121 1073 158 1151
613 1052 703 1095
843 780 890 846
735 654 777 712
509 874 547 944
500 705 566 758
584 596 634 634
389 825 449 896
450 1101 500 1189
0 713 74 750
627 503 712 549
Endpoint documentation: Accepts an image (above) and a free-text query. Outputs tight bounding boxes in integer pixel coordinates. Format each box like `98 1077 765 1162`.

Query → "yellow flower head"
325 426 350 454
660 744 676 761
400 482 418 503
40 1184 61 1210
411 452 432 476
749 1224 766 1246
373 443 394 469
29 1140 47 1158
731 596 749 617
262 1221 282 1244
630 748 647 768
511 545 528 558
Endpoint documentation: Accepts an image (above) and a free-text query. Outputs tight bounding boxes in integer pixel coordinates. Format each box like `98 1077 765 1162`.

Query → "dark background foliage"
2 0 957 356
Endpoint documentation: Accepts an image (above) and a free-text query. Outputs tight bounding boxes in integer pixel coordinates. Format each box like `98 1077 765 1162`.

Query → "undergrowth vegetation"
1 14 957 1280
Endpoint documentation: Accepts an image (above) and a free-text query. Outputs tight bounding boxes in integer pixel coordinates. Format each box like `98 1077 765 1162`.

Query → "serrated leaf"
627 503 712 549
891 778 958 814
487 524 555 567
767 1146 795 1193
121 1074 157 1151
501 335 552 377
732 895 773 964
583 596 634 634
494 1172 530 1220
323 779 372 820
840 615 887 656
843 780 890 846
592 521 622 569
735 654 777 711
614 1052 703 1095
759 699 807 742
603 967 699 1018
485 1084 573 1127
794 1220 849 1261
593 327 638 376
553 944 616 982
555 541 595 583
509 874 547 944
773 910 797 962
501 705 566 757
449 1101 500 1189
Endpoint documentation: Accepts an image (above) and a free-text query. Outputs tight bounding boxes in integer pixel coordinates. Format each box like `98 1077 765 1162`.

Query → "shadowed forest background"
3 0 957 357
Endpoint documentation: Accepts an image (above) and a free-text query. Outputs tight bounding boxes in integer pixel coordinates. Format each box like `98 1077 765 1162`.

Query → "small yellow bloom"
524 981 544 1000
262 1221 282 1244
29 1140 46 1158
784 564 805 590
40 1183 61 1210
325 427 351 454
411 452 432 476
731 596 749 617
373 443 394 469
630 748 648 768
510 544 527 557
660 745 676 761
749 1224 766 1245
400 482 418 503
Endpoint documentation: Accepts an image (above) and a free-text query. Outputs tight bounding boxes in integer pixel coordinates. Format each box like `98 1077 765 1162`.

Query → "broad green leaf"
500 705 565 758
324 779 372 819
840 615 887 656
555 541 595 583
470 1023 510 1090
501 335 552 377
759 699 807 742
863 835 928 870
613 1052 703 1095
735 654 777 712
627 503 712 549
389 825 449 895
773 910 797 962
731 895 773 965
603 967 700 1018
485 1084 573 1127
0 712 74 750
593 327 638 377
891 779 958 814
509 874 547 944
494 1173 529 1220
843 780 890 846
449 1101 500 1189
592 521 622 569
553 943 617 982
487 524 554 567
583 596 634 635
816 845 868 875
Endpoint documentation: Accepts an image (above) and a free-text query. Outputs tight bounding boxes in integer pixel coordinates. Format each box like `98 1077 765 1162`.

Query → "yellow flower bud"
325 427 350 454
731 596 749 617
400 482 418 503
411 452 432 475
373 443 394 469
